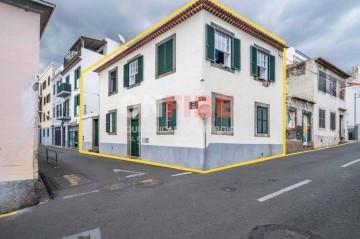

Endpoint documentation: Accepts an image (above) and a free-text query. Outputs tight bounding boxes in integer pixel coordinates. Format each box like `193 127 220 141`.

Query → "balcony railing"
64 50 81 68
56 109 71 120
57 83 71 98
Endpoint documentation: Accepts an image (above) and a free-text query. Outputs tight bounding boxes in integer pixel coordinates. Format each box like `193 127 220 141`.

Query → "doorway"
339 114 344 140
93 118 99 149
127 105 141 158
302 113 312 146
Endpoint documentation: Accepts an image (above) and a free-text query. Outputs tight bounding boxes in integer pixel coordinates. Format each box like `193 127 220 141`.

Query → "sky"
39 0 360 73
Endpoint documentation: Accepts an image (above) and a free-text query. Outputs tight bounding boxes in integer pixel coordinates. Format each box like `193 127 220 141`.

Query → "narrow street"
1 143 359 239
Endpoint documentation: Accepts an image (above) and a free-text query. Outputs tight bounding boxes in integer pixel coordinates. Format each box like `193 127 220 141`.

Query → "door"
93 119 99 148
55 127 61 146
131 117 140 157
339 115 344 140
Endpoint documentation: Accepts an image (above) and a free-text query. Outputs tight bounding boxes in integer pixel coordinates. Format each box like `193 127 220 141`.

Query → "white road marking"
63 190 99 199
257 179 312 202
171 172 192 177
340 159 360 168
113 169 146 178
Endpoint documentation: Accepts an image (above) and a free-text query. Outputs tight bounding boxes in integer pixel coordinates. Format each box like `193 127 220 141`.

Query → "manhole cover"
249 225 324 239
221 186 237 192
135 179 161 188
99 183 128 193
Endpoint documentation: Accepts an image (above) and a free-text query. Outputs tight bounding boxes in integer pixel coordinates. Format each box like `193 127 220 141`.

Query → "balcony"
57 83 71 98
56 109 71 121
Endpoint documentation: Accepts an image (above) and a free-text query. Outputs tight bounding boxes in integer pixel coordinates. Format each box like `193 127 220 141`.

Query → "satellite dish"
118 34 126 44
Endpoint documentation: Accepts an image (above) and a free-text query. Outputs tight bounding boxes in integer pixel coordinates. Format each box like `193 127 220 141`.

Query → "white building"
89 0 287 170
38 63 60 146
286 47 310 65
287 58 350 151
53 36 119 149
345 83 360 140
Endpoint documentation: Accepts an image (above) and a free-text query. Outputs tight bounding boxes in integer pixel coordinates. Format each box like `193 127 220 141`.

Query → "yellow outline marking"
0 211 16 219
77 0 291 174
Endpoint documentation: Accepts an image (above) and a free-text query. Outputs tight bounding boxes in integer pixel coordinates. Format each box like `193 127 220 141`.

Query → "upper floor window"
108 67 117 94
206 24 240 71
74 94 80 116
42 81 46 90
318 71 326 92
124 55 143 87
74 66 81 89
156 35 176 78
47 76 50 86
251 46 275 81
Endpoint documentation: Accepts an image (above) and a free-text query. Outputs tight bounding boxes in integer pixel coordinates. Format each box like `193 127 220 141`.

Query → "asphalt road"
0 143 359 239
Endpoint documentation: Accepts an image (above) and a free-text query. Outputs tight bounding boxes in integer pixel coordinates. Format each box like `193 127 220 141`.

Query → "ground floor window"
157 98 177 134
106 111 117 134
330 112 336 131
319 109 326 129
255 102 270 137
287 108 296 129
212 93 233 135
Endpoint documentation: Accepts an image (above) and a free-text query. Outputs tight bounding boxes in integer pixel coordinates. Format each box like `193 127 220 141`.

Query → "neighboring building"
51 65 64 146
53 36 119 149
286 58 350 153
91 0 287 170
38 63 60 146
286 47 310 65
347 64 360 83
345 83 360 140
0 0 55 213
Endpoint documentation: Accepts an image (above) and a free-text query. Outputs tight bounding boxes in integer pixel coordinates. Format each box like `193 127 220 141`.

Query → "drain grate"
99 183 129 193
221 186 237 192
135 179 161 188
249 224 324 239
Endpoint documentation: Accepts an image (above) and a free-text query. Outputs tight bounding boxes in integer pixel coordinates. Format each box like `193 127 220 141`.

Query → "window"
212 93 233 134
65 75 70 84
330 112 336 131
42 81 46 90
287 109 296 129
106 111 117 134
108 67 117 94
156 35 175 77
43 129 45 137
319 109 326 129
64 100 69 117
47 94 50 103
328 76 337 97
74 94 80 116
124 56 143 87
43 113 45 122
157 98 177 133
257 51 268 80
129 60 138 86
43 96 46 105
53 107 55 118
53 84 56 95
47 128 49 137
256 103 270 136
47 76 50 86
74 66 81 89
215 30 231 67
206 24 241 70
250 46 275 81
47 111 49 120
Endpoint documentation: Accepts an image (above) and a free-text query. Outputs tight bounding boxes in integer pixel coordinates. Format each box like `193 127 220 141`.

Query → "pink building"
0 0 55 213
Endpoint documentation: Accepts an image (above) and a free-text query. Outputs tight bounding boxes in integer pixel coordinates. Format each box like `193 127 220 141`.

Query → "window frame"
108 66 118 95
106 110 117 135
129 59 139 86
214 30 232 68
155 34 176 79
319 108 326 129
156 97 177 135
255 102 270 137
330 111 336 131
211 92 234 135
257 50 269 81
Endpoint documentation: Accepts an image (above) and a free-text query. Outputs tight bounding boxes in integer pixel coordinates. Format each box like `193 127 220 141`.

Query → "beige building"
38 63 60 146
0 0 55 213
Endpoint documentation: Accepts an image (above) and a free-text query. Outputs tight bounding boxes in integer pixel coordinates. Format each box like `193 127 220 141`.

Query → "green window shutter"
158 102 166 131
168 101 177 130
66 76 69 84
268 54 275 81
53 85 55 95
123 64 129 87
157 43 165 75
257 106 262 133
165 39 173 73
112 112 116 133
206 24 215 61
250 46 258 76
262 107 268 134
74 95 77 116
232 38 241 70
74 70 77 89
106 113 110 133
137 56 144 83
